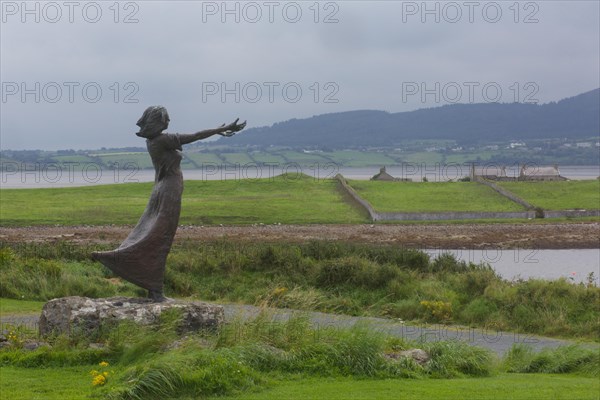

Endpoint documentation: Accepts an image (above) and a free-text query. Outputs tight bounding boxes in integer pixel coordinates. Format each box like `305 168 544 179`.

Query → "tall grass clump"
503 344 600 376
104 314 495 399
0 246 141 301
423 341 495 378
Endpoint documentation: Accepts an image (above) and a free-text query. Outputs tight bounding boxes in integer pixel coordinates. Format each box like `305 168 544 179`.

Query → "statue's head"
136 106 170 138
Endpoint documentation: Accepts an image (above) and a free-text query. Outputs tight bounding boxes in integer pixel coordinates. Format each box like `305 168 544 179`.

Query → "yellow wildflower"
92 374 106 386
272 287 287 296
99 361 109 367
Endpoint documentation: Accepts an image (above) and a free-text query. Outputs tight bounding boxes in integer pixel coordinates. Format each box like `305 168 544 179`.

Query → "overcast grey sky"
1 0 599 150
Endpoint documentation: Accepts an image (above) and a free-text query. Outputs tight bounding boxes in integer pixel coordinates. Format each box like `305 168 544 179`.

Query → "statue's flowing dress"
93 134 183 291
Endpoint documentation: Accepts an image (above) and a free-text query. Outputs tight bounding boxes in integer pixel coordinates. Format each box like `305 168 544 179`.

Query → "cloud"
1 1 598 150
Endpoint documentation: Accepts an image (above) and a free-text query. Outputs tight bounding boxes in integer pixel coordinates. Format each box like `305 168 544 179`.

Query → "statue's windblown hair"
136 106 170 138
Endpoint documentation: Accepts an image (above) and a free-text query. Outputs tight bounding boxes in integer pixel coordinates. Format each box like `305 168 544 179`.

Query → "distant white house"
472 164 567 181
519 165 567 181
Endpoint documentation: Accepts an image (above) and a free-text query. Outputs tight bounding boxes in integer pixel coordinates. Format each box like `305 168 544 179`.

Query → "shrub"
503 344 600 376
316 256 374 287
382 299 423 320
461 298 498 323
420 300 453 322
459 268 501 297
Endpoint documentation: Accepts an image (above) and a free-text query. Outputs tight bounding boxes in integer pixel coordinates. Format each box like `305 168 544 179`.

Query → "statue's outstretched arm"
178 118 246 145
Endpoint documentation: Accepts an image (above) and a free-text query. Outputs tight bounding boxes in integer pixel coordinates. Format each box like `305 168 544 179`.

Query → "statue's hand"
218 118 247 137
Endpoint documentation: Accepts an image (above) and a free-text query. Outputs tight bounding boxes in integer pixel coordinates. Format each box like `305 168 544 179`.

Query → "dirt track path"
1 223 599 249
1 304 591 356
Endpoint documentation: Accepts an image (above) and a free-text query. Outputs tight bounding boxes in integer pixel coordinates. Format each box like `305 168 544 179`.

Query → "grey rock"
39 296 224 337
0 341 13 350
23 341 50 351
385 348 430 365
399 348 430 365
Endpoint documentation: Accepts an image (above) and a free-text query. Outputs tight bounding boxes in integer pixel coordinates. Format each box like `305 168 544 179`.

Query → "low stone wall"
336 174 537 222
543 209 600 218
478 176 517 182
335 174 379 220
375 210 536 221
475 177 535 210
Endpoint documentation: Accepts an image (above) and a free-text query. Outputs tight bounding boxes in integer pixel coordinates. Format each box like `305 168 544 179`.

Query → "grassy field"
181 174 364 225
498 181 600 210
0 298 43 316
1 366 97 400
324 151 398 167
3 177 599 225
279 151 331 164
218 375 600 400
222 152 255 165
348 181 525 212
51 154 97 164
95 152 154 169
444 151 496 164
1 368 597 400
184 152 224 165
249 152 287 164
0 174 366 226
401 152 445 164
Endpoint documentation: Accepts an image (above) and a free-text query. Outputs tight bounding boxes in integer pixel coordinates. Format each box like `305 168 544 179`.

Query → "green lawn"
348 181 525 212
0 175 365 226
498 180 600 210
220 375 600 400
180 175 364 224
0 298 43 316
1 369 597 400
0 366 99 400
2 178 598 226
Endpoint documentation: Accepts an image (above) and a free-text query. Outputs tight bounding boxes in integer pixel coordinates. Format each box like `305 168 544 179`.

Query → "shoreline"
1 222 598 249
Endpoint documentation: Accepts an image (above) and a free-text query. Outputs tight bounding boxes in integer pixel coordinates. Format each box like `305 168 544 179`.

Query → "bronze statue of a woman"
92 106 246 302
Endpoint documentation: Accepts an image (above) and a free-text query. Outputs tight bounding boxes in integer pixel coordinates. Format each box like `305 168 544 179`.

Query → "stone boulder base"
39 296 224 337
384 348 430 365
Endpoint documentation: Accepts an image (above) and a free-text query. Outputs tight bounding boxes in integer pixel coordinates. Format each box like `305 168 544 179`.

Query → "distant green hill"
224 88 600 148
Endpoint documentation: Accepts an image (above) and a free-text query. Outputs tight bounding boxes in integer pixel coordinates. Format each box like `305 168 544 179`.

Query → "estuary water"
1 164 599 189
425 248 600 285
